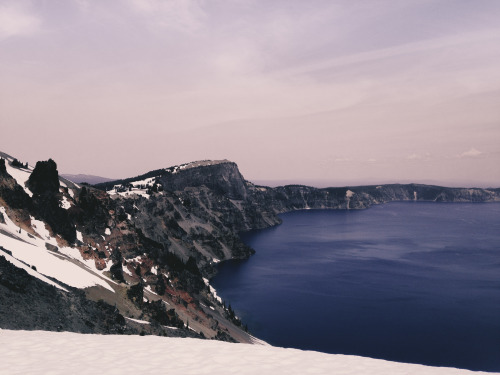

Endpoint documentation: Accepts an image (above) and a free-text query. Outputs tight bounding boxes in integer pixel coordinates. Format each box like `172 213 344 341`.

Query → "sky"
1 0 499 187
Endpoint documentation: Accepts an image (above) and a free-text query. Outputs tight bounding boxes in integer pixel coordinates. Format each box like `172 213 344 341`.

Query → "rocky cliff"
2 152 499 343
97 160 500 273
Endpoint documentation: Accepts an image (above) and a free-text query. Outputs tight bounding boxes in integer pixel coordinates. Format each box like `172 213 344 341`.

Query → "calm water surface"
212 202 500 372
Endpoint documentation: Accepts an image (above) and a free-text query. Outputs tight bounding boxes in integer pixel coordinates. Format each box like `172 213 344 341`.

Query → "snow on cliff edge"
0 330 493 375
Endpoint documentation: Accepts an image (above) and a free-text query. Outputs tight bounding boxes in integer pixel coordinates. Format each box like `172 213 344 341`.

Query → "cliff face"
159 161 250 200
256 184 500 213
106 161 500 270
111 162 500 279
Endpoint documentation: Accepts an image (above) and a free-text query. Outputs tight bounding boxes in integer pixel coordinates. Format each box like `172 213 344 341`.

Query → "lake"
211 202 500 372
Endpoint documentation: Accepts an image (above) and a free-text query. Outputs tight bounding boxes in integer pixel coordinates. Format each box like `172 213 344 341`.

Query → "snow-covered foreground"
0 330 494 375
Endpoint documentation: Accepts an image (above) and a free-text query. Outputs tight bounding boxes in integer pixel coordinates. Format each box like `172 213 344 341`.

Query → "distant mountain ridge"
61 173 115 185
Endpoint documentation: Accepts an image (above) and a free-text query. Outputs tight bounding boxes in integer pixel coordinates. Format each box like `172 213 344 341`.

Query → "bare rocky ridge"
60 174 115 185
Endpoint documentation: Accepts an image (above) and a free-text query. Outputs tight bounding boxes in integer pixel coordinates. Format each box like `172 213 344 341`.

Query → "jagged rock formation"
0 159 33 211
27 159 60 195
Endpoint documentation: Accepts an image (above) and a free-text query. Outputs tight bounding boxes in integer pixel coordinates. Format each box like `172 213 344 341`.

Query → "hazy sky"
1 0 499 187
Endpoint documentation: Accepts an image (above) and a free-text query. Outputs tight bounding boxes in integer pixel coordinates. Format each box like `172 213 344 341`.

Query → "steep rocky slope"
0 154 248 342
0 254 132 334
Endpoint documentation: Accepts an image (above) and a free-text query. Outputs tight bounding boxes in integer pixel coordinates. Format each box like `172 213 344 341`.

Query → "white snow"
60 195 72 209
76 230 83 242
0 330 489 375
107 179 157 199
145 285 158 296
30 216 52 241
0 231 114 292
0 209 114 292
167 160 229 175
109 187 151 199
123 266 133 276
203 277 222 303
125 317 150 325
105 228 111 235
0 252 68 291
4 159 33 197
249 334 269 346
130 177 157 187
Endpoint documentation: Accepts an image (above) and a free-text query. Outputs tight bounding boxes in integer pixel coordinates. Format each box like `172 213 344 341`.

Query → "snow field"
0 330 492 375
0 208 114 292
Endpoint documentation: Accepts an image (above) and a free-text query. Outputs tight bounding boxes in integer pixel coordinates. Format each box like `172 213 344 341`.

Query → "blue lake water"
212 202 500 372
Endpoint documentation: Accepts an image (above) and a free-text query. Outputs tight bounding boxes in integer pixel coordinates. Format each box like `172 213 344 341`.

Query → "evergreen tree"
127 282 144 306
155 274 166 295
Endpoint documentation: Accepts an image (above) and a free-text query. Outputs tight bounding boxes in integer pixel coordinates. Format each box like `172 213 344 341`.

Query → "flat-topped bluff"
159 160 248 200
94 159 248 199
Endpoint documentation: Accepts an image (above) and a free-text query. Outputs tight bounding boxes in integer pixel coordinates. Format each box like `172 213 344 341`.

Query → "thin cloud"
458 148 483 158
125 0 206 34
407 153 432 161
0 2 41 39
277 29 500 79
407 153 422 160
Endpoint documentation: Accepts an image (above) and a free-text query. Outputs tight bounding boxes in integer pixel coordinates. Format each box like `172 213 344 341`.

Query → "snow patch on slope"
30 216 52 241
0 252 68 291
0 231 114 292
60 195 72 209
203 277 222 303
0 208 114 292
3 157 33 197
